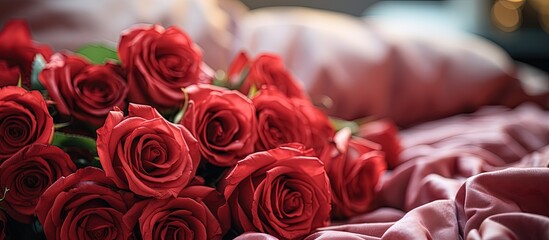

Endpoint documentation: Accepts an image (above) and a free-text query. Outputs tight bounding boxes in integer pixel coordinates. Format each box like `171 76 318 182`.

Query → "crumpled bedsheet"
235 104 549 239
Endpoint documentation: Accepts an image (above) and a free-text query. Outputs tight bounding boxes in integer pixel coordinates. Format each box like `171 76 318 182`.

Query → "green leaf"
51 132 97 154
30 54 46 90
247 84 259 99
76 44 119 64
330 117 360 134
89 157 102 168
172 88 189 124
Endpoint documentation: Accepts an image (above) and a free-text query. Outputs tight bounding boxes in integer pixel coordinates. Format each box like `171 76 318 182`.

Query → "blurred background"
240 0 549 72
1 0 546 125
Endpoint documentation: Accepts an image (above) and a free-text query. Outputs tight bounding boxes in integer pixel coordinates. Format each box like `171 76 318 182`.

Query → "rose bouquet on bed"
0 20 400 240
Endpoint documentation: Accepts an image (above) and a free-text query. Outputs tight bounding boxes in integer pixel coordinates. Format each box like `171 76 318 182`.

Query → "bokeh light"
491 0 523 32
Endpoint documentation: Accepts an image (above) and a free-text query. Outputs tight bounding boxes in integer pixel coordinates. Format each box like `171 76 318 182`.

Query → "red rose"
0 86 54 162
0 20 52 88
218 144 331 239
0 61 20 88
97 103 200 199
39 53 128 127
124 186 229 240
181 84 257 167
0 210 5 240
358 119 402 169
0 144 75 223
35 167 133 240
228 52 307 100
291 97 335 154
118 24 211 109
178 185 231 234
319 128 386 219
253 87 334 153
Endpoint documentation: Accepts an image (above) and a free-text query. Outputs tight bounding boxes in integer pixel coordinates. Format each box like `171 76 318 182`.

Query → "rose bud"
39 53 128 127
181 84 257 167
0 86 54 162
97 103 200 199
218 143 331 239
0 20 53 88
357 119 402 169
319 128 387 219
0 144 75 223
118 24 211 110
228 52 307 100
35 167 134 240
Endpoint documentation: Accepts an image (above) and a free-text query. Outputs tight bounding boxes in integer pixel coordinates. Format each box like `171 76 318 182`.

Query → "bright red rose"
218 144 331 239
39 53 128 127
97 103 200 199
0 20 52 88
291 97 335 154
0 144 75 223
181 84 257 167
319 128 387 219
357 119 402 169
252 87 333 153
0 86 54 162
0 210 5 240
118 24 211 109
253 88 310 151
35 167 134 240
228 52 307 100
124 186 229 240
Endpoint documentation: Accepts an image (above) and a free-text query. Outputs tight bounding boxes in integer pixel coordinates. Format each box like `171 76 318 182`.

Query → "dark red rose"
218 144 331 239
0 144 75 223
97 103 200 199
118 24 211 109
178 185 231 234
358 119 402 169
319 128 386 219
124 186 229 240
0 210 5 240
35 167 134 240
181 84 257 167
253 87 334 153
0 20 52 88
0 86 54 162
0 61 20 87
39 53 128 127
228 52 307 100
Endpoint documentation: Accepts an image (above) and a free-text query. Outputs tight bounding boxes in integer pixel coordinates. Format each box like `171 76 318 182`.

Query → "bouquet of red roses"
0 20 399 240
